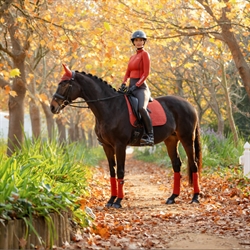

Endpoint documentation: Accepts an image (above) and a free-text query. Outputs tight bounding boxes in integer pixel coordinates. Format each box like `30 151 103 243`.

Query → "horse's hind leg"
164 135 182 204
180 135 200 204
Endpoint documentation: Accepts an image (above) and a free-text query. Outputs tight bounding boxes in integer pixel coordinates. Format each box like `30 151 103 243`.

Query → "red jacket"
123 49 150 87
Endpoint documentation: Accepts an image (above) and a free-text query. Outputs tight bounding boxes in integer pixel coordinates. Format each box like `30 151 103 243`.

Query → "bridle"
53 81 76 109
53 73 123 109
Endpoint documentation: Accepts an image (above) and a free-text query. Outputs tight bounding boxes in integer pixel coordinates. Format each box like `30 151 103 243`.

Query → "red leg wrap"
117 179 124 198
110 177 117 197
192 172 200 194
173 172 181 195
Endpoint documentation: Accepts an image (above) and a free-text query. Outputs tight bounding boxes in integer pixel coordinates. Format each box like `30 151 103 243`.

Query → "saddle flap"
124 95 167 127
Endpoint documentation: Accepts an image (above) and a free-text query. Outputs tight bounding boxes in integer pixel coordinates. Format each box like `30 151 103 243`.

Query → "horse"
50 64 202 208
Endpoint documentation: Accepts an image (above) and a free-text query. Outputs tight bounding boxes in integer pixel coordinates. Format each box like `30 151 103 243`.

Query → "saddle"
125 94 167 127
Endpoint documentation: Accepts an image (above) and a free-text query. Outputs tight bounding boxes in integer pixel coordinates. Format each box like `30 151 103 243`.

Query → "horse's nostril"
50 105 55 112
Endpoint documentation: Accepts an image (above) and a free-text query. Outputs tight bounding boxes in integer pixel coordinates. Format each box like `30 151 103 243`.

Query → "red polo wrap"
110 177 117 197
173 172 181 195
192 172 200 194
117 179 124 198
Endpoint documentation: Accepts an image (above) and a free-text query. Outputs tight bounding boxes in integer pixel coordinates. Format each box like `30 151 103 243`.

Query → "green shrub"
0 137 105 227
201 130 244 170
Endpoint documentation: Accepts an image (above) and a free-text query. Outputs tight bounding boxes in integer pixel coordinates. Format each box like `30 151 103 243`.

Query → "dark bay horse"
50 64 202 208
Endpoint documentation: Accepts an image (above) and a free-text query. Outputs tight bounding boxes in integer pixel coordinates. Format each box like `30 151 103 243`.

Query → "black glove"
118 83 127 93
127 85 137 94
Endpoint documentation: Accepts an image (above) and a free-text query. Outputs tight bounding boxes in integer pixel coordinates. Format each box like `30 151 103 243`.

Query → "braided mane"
78 71 117 92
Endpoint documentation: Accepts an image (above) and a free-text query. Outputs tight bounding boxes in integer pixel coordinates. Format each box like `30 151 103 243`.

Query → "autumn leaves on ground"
67 153 250 249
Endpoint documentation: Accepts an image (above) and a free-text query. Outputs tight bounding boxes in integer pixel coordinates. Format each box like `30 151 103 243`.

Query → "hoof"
105 202 113 208
112 203 122 208
190 199 199 204
106 196 116 208
190 193 199 204
111 197 122 208
166 194 178 204
166 198 175 204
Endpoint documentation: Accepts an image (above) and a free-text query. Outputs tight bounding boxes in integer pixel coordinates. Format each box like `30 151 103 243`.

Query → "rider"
120 30 154 146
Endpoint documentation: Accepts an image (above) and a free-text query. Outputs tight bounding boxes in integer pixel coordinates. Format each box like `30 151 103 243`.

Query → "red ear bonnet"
61 64 72 80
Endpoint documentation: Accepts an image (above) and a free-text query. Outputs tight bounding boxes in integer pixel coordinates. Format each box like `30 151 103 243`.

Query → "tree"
0 6 30 155
196 0 250 97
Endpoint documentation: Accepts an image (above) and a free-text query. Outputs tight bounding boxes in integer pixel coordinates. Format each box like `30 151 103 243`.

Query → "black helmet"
131 30 147 42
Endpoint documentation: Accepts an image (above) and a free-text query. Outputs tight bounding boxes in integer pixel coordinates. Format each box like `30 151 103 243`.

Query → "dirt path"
67 153 250 249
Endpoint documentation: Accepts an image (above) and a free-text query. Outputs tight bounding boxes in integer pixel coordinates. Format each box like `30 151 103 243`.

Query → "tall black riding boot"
140 109 154 146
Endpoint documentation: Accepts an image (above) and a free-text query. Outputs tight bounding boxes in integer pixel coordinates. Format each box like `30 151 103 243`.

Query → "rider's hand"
128 85 137 94
118 83 127 93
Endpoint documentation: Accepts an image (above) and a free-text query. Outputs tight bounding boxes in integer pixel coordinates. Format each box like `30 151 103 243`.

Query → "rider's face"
133 38 145 48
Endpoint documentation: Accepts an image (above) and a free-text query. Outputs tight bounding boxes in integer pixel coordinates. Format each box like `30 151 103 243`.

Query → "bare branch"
0 77 10 89
0 0 13 17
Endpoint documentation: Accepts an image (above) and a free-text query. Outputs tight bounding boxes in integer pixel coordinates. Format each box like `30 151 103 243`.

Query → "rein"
69 94 123 108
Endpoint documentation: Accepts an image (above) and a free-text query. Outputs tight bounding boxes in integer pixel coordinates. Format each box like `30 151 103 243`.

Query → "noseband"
53 83 73 110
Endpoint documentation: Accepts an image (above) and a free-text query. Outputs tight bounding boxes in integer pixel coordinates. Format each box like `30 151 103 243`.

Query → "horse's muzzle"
50 100 61 114
50 104 60 114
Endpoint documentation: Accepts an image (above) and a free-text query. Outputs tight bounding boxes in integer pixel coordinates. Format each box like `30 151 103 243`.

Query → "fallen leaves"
63 154 250 249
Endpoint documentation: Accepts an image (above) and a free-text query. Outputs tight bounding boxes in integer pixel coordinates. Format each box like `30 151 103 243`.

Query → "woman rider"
120 30 154 146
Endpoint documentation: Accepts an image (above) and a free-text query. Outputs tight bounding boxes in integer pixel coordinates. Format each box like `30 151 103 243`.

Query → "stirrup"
140 135 154 146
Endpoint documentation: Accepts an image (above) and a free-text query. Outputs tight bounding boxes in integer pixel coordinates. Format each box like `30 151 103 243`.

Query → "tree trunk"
41 102 55 141
29 79 41 139
79 127 87 143
56 116 66 144
221 3 250 98
29 100 41 139
3 10 30 156
68 115 74 142
207 83 224 135
221 62 238 145
88 129 94 147
174 71 184 97
7 76 26 155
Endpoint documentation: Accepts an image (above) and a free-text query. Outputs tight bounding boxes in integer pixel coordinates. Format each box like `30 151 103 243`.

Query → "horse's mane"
77 71 117 92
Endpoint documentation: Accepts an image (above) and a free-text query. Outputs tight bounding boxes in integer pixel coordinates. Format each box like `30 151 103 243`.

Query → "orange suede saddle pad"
124 95 167 127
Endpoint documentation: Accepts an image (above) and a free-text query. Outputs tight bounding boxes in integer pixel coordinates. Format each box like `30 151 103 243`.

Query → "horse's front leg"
102 144 117 207
112 144 126 208
102 143 126 208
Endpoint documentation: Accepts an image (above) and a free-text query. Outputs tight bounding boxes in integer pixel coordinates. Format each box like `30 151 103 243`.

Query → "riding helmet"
131 30 147 43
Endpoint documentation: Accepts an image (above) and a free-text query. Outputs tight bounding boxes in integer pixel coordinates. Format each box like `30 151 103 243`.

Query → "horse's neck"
79 75 122 119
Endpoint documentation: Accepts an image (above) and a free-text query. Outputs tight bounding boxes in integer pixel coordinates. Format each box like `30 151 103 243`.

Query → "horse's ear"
62 63 72 78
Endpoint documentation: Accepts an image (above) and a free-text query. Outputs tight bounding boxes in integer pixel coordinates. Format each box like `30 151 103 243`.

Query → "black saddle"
127 94 153 121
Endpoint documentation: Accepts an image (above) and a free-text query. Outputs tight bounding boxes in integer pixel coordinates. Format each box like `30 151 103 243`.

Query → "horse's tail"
189 122 202 185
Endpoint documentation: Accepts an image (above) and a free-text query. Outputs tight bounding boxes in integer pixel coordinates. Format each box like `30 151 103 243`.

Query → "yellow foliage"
104 22 111 31
10 69 21 78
